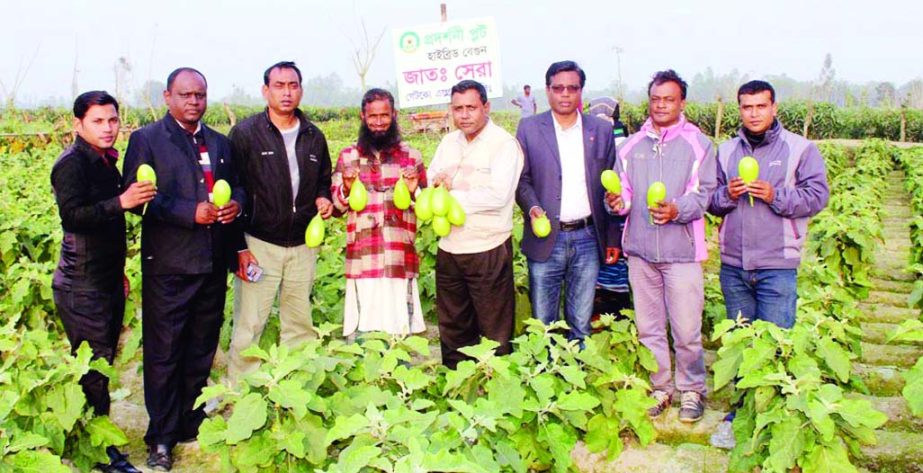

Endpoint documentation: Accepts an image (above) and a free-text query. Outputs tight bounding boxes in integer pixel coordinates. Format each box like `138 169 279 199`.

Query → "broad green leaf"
712 344 744 391
400 336 431 356
530 374 556 405
6 450 70 473
836 398 888 429
193 383 229 410
816 337 852 383
738 338 777 377
538 422 576 473
232 430 274 467
225 392 268 444
325 413 370 446
196 416 227 447
85 416 128 447
556 391 600 412
458 338 500 361
7 432 49 452
886 319 923 343
239 344 270 361
801 438 858 473
392 365 433 393
766 415 805 472
584 414 624 460
613 388 657 445
711 318 737 342
268 379 311 419
901 357 923 416
443 361 477 395
47 383 84 431
558 365 587 388
334 445 382 473
807 399 836 442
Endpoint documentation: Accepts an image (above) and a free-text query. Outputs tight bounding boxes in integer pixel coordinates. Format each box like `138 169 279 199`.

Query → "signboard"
392 17 502 108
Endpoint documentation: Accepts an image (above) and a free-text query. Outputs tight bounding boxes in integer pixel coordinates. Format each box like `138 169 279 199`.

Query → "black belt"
560 216 593 232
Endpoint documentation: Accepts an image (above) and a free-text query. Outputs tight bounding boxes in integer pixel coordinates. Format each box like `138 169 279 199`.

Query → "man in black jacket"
51 90 154 473
122 68 244 471
226 61 332 382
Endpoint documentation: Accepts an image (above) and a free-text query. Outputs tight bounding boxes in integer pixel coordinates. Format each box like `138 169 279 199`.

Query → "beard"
358 120 402 152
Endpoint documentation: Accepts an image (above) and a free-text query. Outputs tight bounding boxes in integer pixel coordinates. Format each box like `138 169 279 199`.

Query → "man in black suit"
52 90 153 473
122 68 244 471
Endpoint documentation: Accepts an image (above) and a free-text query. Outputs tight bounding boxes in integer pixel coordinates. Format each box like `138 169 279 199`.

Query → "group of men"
51 59 828 472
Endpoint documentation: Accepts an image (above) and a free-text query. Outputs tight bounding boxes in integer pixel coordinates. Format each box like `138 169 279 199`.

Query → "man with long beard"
331 88 426 338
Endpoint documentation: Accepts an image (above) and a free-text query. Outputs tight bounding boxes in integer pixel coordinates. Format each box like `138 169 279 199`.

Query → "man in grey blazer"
516 60 621 341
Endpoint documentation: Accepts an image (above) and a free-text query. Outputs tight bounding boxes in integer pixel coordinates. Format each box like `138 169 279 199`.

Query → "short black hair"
451 80 488 104
361 88 395 112
738 80 776 103
166 67 207 91
524 85 531 90
648 69 687 99
545 61 586 88
73 90 119 119
263 61 303 86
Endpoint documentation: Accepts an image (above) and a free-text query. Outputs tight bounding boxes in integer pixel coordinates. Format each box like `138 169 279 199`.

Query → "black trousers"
142 270 226 447
53 284 125 416
436 238 515 368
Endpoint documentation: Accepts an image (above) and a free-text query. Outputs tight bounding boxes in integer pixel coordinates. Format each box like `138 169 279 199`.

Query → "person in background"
511 84 537 119
587 97 631 319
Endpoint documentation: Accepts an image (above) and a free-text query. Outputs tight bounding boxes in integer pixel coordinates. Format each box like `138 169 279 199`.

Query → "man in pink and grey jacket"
606 70 716 423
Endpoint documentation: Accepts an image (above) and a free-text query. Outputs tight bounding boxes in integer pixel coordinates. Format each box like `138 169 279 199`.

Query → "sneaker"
678 391 705 423
710 420 736 450
647 390 671 417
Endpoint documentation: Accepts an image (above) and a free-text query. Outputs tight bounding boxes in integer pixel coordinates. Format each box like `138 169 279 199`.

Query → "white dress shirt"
554 113 591 222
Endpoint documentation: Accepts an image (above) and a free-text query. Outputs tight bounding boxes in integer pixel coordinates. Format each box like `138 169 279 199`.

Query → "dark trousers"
53 284 125 416
436 238 514 368
142 270 226 447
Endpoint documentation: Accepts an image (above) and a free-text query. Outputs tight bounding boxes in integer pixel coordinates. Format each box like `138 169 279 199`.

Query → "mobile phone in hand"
246 262 263 282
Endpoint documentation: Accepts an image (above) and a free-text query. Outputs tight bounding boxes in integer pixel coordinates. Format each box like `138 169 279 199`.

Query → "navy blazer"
123 114 246 275
515 111 620 262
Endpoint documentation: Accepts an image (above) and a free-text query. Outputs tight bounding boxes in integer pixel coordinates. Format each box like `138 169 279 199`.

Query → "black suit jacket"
122 114 245 275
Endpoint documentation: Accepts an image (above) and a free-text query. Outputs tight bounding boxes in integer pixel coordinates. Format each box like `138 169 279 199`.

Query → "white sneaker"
710 420 736 450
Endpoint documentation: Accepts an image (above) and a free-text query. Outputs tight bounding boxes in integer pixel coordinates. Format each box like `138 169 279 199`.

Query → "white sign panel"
392 17 502 108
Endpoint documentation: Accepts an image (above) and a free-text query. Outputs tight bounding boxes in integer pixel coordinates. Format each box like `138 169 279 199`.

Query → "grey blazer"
515 111 621 262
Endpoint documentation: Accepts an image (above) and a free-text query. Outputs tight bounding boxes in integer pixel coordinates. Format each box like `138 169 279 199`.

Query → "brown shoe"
647 390 671 417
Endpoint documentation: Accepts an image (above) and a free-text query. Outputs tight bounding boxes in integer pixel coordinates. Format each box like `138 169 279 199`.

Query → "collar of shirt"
553 112 582 134
74 135 119 166
174 118 202 136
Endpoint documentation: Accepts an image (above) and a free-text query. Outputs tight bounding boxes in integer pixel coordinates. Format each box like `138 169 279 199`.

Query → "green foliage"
618 101 920 141
0 326 128 471
806 141 892 300
711 314 886 473
195 316 656 472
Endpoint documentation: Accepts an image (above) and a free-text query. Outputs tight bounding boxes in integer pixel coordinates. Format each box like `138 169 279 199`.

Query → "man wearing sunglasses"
516 60 621 342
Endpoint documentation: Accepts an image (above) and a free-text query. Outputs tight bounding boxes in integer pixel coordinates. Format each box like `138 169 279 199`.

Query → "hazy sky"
2 0 921 106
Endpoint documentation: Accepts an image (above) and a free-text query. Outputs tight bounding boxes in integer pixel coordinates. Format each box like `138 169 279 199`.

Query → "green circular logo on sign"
399 32 420 53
